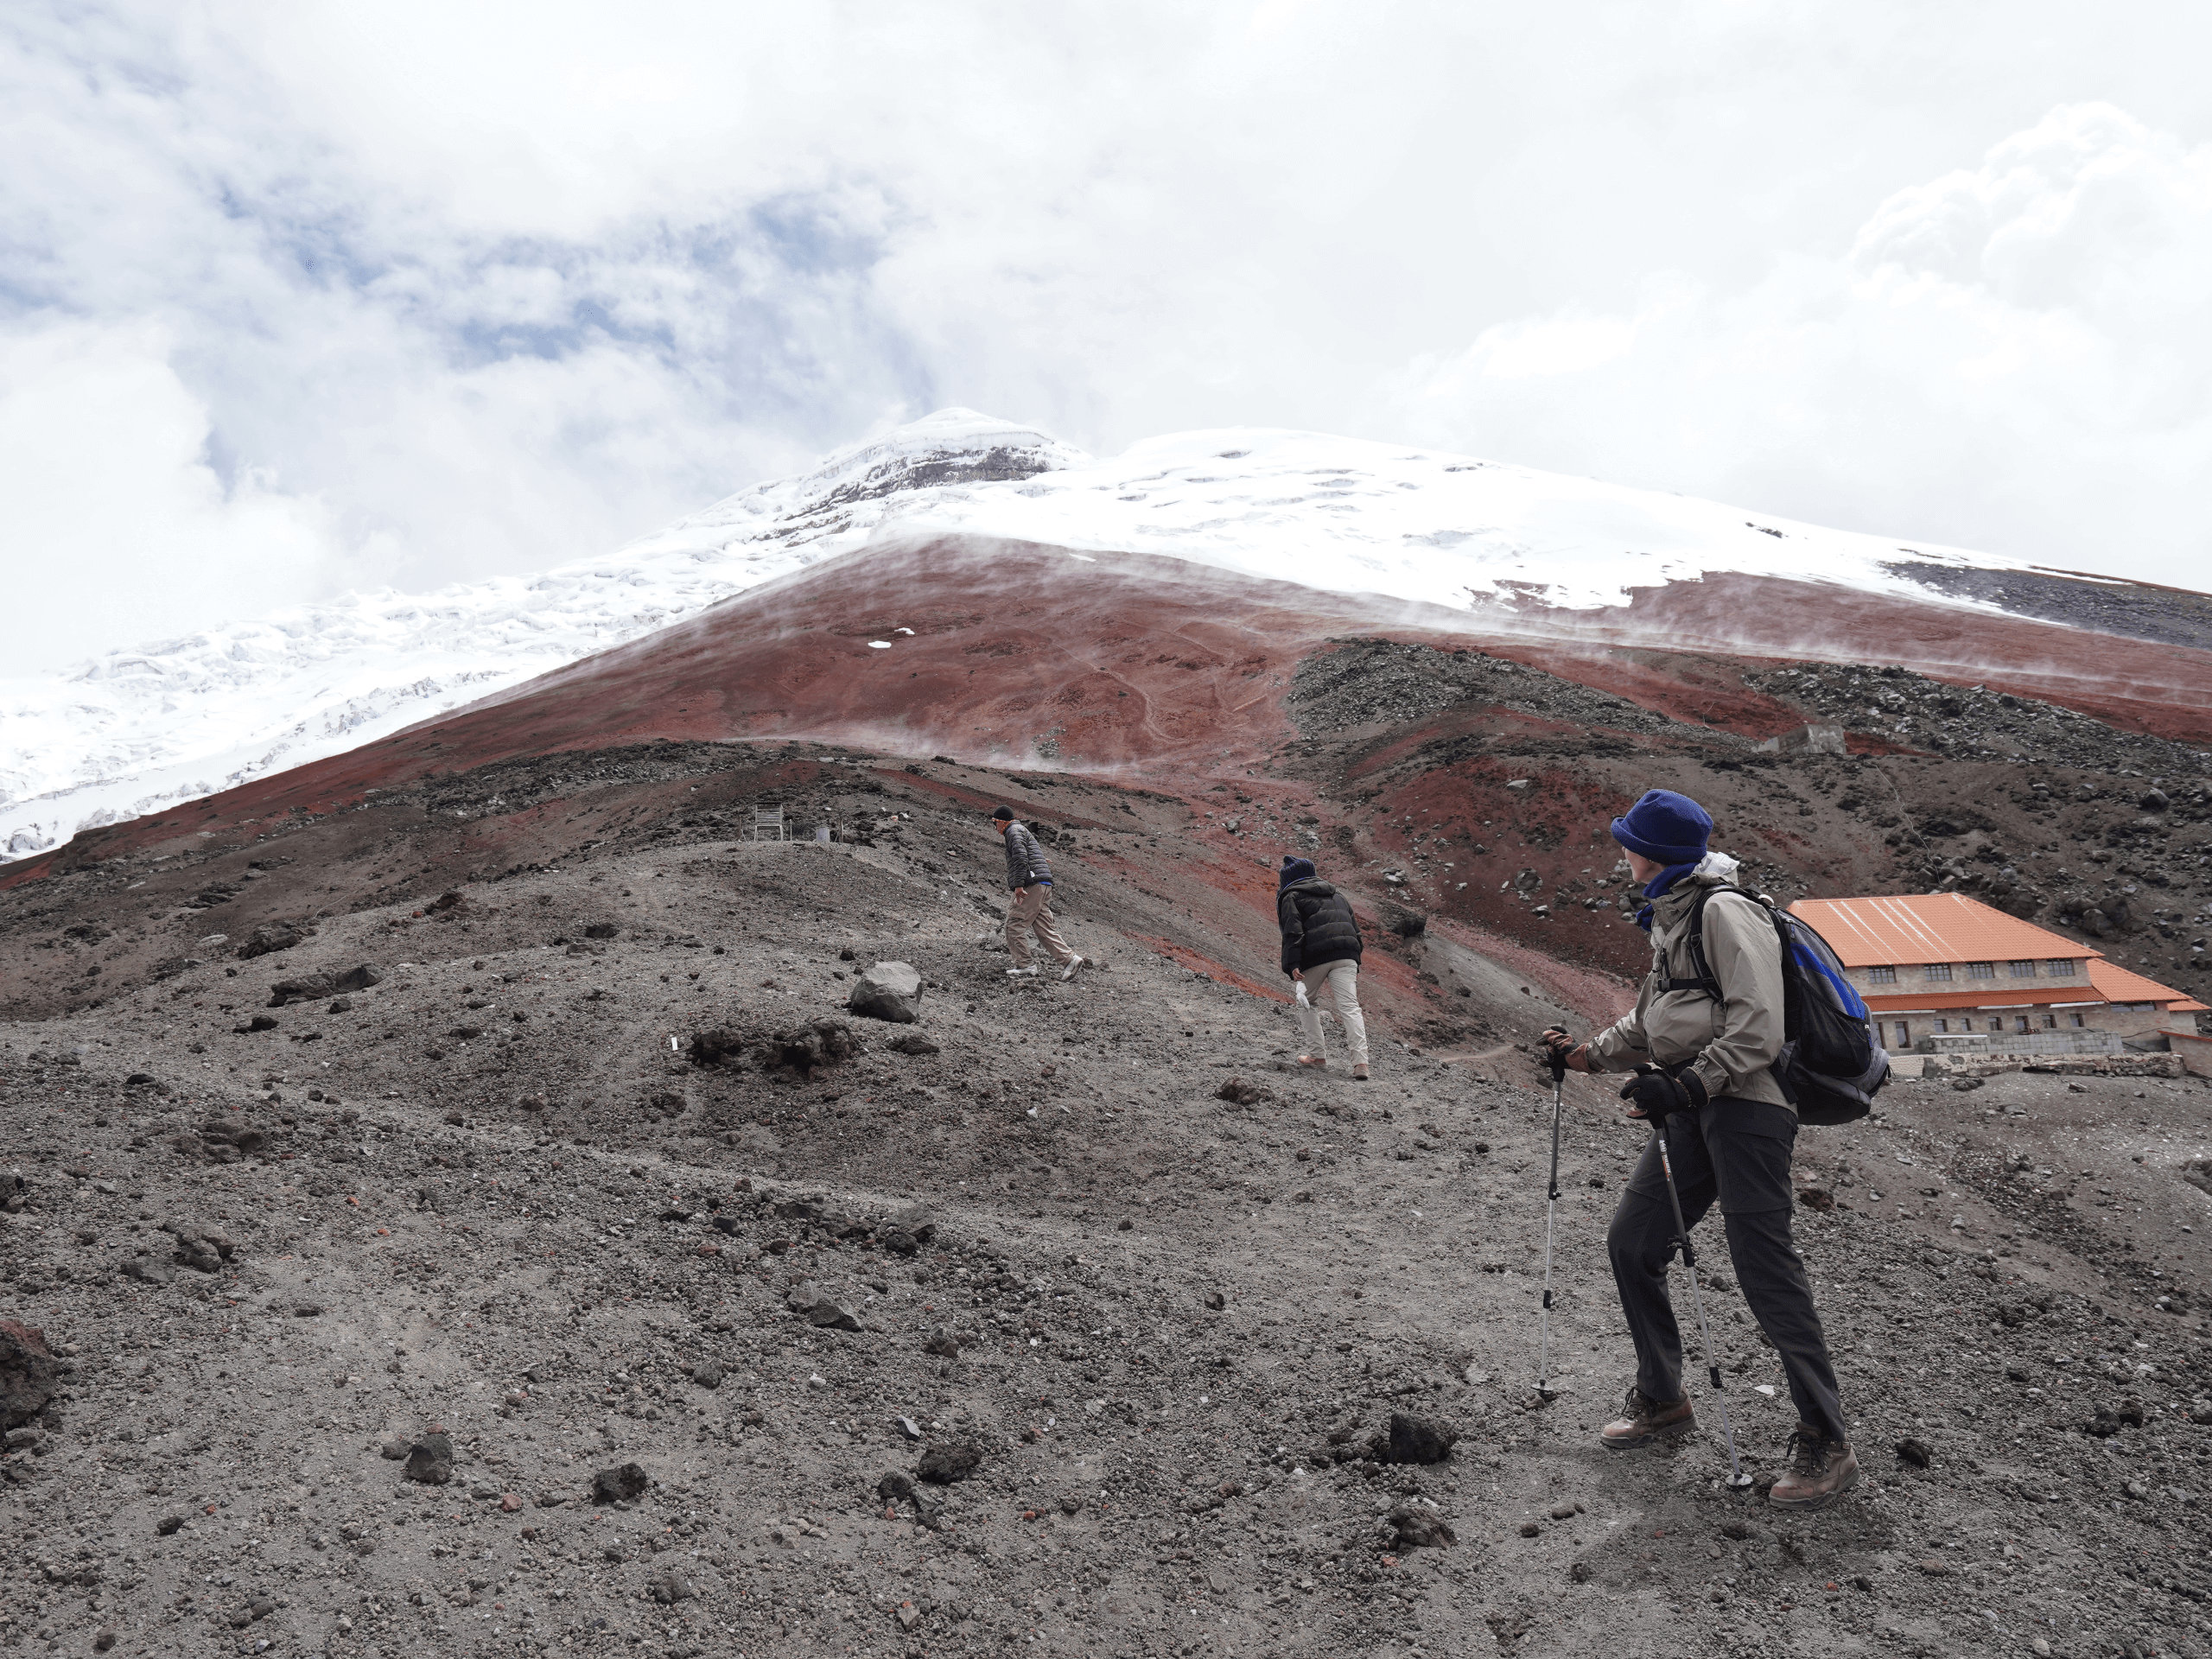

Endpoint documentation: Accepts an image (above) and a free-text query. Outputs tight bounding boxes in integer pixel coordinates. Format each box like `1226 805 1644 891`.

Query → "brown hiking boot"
1600 1388 1696 1450
1768 1427 1859 1510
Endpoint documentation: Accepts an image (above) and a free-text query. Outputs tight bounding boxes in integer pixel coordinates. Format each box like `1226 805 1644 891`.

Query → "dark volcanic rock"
269 964 383 1007
785 1281 861 1331
0 1320 58 1429
1386 1413 1459 1465
403 1432 454 1485
918 1441 982 1484
235 919 315 960
690 1020 858 1078
847 961 923 1023
887 1031 941 1056
165 1221 237 1273
593 1462 650 1505
1386 1503 1457 1548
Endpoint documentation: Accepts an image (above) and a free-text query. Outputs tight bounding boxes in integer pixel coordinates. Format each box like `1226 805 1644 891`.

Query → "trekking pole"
1648 1110 1753 1488
1536 1030 1567 1402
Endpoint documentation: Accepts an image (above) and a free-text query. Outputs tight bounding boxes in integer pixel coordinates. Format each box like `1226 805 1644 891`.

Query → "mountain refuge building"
1789 892 2205 1061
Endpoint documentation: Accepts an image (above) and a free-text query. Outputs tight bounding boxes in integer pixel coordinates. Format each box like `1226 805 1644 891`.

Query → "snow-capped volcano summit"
0 408 2049 862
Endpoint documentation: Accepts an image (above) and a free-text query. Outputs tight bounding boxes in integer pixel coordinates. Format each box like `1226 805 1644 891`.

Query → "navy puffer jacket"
1278 879 1363 976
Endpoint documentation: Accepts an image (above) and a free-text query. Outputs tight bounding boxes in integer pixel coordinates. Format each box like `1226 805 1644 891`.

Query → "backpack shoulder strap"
1657 885 1724 997
1660 884 1777 997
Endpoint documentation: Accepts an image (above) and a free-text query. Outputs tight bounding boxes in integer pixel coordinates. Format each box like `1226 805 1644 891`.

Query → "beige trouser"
1295 958 1369 1066
1006 886 1077 968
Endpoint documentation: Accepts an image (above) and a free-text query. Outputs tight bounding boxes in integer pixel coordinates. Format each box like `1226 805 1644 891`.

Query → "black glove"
1618 1065 1708 1125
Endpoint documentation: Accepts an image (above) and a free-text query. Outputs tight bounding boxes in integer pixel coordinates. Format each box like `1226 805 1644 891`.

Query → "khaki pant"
1295 958 1368 1066
1006 886 1077 968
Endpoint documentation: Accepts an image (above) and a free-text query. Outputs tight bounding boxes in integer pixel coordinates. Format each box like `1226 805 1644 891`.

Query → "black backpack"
1669 885 1890 1126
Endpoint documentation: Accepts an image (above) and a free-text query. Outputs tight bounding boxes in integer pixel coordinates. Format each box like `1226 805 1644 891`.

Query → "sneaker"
1006 966 1040 978
1599 1387 1696 1450
1768 1427 1859 1510
1058 956 1087 982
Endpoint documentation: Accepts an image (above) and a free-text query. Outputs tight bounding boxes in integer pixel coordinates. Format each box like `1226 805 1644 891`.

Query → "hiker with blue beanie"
1540 789 1858 1510
1276 855 1370 1080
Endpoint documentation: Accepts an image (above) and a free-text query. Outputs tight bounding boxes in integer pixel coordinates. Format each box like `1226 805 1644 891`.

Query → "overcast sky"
4 2 2209 671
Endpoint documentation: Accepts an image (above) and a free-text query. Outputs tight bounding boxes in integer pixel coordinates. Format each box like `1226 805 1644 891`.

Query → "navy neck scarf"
1634 858 1704 932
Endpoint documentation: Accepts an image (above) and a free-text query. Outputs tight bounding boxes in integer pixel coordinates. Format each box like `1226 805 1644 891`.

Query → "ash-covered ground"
1 739 2209 1659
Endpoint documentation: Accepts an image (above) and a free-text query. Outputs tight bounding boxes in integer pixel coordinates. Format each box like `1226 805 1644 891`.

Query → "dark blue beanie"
1279 855 1317 891
1611 790 1712 865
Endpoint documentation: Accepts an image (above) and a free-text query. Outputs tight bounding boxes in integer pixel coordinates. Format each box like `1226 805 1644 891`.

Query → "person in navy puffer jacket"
1276 855 1369 1078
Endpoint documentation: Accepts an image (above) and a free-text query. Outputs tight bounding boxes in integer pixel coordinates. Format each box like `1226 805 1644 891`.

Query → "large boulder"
268 964 383 1007
848 961 923 1024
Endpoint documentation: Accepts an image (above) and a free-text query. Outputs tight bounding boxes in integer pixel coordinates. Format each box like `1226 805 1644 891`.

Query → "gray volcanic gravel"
0 750 2208 1658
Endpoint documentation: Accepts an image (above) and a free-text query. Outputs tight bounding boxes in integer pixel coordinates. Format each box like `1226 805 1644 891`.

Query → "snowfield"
2 408 2025 861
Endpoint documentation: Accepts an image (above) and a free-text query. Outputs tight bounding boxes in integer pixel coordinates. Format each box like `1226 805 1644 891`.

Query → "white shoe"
1006 966 1040 978
1058 957 1087 982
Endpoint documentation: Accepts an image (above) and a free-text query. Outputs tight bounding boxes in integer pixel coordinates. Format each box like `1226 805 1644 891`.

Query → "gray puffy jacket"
1002 821 1052 891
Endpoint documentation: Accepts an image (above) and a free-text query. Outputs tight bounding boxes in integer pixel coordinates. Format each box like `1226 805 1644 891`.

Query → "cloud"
0 320 350 665
1391 105 2212 584
3 7 2212 677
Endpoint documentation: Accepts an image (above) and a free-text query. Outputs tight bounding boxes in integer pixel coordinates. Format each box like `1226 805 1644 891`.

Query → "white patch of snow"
2 405 2031 863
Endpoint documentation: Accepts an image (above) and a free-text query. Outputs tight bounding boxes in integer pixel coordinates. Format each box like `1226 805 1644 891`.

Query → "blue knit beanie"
1278 855 1317 891
1610 790 1712 865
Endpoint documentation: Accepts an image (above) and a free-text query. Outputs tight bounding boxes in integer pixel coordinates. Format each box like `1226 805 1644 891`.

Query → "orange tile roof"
2087 958 2207 1012
1790 893 2094 969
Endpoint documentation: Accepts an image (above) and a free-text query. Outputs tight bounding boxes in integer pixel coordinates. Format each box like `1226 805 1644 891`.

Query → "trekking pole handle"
1541 1026 1570 1084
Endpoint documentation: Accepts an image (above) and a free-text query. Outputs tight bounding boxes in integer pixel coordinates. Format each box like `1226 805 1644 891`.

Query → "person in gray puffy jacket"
990 806 1084 980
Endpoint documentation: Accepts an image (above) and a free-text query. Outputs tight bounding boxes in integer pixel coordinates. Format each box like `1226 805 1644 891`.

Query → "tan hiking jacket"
1586 863 1789 1109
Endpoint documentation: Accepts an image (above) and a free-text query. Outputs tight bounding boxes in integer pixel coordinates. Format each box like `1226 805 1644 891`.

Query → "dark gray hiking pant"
1605 1097 1847 1445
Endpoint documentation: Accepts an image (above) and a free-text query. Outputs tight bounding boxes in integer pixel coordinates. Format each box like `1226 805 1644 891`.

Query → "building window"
1986 1016 2004 1032
2042 1013 2057 1029
2014 1015 2032 1033
1933 1018 1949 1033
2008 960 2037 977
2068 1012 2085 1028
1966 962 1996 979
1925 963 1954 982
1891 1021 1910 1046
1867 965 1897 984
2046 958 2077 976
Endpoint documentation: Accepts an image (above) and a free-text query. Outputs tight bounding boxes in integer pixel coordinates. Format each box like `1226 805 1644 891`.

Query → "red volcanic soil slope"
10 533 2210 1016
20 534 2210 876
